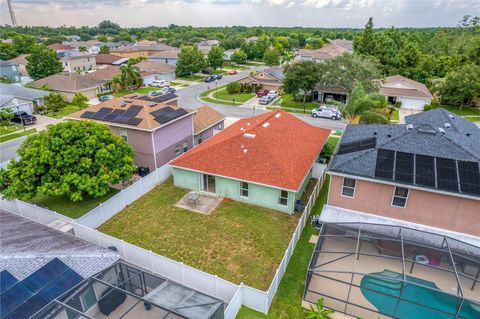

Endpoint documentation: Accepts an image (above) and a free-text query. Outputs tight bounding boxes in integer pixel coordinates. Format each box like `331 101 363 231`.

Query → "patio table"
186 193 199 207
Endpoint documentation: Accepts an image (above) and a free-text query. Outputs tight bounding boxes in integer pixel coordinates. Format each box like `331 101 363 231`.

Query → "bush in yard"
226 82 241 94
423 103 434 111
0 121 135 201
230 49 248 65
72 92 89 109
360 110 389 124
44 92 67 114
394 100 402 108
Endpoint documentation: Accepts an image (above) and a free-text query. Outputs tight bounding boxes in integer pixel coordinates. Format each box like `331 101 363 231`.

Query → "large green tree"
0 43 18 60
99 45 110 54
44 92 67 114
176 46 207 76
318 53 382 93
207 46 225 70
263 48 281 66
283 61 322 111
0 121 135 201
12 34 36 54
435 64 480 107
118 60 142 89
230 49 248 64
26 45 63 80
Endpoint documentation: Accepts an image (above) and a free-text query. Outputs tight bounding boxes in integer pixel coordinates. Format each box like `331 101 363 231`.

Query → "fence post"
181 262 185 284
214 275 218 296
149 250 154 272
264 290 269 314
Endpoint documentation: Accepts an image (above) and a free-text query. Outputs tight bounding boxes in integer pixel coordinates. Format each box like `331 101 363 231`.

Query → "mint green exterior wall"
172 167 301 214
296 169 313 201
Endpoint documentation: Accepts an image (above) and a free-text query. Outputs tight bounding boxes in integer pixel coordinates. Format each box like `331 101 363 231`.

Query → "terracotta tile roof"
95 53 125 64
68 94 194 130
380 75 433 99
171 110 330 191
136 61 176 76
86 66 120 81
47 43 74 51
31 73 105 92
192 106 225 134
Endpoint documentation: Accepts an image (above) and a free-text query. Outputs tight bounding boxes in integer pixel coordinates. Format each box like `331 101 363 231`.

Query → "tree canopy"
176 46 207 76
0 121 135 201
207 46 225 70
283 61 322 110
26 45 64 80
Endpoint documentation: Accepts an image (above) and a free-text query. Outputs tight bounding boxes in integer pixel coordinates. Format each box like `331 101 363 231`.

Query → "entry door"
312 91 319 101
200 174 216 193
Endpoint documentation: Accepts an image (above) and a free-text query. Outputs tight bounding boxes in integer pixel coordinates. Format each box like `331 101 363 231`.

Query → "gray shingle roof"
0 210 120 280
329 109 480 196
0 83 49 107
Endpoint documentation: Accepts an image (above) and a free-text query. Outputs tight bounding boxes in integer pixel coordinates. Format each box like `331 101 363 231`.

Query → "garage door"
401 98 427 110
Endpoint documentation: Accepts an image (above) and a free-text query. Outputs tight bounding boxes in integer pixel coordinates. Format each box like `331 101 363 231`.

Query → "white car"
311 106 342 120
149 80 170 88
267 91 278 99
259 96 273 105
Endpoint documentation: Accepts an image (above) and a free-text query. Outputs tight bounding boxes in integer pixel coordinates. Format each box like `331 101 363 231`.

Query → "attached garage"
399 97 429 110
379 75 434 112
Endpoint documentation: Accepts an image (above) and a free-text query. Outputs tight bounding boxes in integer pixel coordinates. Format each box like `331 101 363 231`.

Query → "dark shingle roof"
329 108 480 197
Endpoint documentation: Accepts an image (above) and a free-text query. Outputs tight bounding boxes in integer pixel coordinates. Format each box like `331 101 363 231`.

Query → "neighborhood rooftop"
30 72 106 92
329 108 480 197
171 109 330 191
192 105 226 135
0 83 48 106
69 94 194 130
379 75 434 99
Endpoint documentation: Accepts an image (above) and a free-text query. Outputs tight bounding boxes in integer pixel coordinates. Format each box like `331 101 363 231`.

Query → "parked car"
202 69 212 75
258 96 273 105
257 89 270 97
165 87 176 94
204 75 216 83
215 74 223 80
159 87 176 95
267 91 278 99
228 70 238 75
311 106 342 120
149 80 170 88
12 111 37 125
99 95 114 102
147 90 162 97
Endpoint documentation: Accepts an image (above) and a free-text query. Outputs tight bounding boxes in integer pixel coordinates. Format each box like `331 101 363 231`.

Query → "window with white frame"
392 187 409 208
175 145 180 156
119 128 128 142
183 142 188 153
342 178 356 197
278 190 288 206
240 182 249 197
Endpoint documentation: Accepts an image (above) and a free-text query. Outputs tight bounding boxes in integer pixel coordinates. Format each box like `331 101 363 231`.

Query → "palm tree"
119 60 142 89
305 298 334 319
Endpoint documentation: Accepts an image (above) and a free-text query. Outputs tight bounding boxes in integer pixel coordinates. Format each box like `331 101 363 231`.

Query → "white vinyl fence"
0 165 328 318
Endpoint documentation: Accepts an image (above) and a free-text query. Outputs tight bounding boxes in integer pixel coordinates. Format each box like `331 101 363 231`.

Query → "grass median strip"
0 128 37 143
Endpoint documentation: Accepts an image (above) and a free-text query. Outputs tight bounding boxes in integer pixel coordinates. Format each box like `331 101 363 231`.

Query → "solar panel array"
337 137 376 155
81 105 143 126
374 148 480 196
0 258 83 319
137 92 177 103
151 107 188 125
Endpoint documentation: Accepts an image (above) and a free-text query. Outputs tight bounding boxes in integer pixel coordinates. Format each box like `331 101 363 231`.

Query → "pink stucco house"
68 94 224 172
322 108 480 238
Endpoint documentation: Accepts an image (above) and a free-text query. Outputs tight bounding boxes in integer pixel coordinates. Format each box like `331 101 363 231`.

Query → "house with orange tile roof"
170 110 330 213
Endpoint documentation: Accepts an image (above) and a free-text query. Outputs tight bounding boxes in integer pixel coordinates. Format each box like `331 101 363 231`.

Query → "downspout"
151 130 158 169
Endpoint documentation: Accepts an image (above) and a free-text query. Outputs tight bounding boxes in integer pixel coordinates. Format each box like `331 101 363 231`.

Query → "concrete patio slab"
174 191 223 215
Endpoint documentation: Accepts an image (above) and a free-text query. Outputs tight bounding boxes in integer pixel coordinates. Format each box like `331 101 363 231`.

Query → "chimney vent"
406 124 414 130
243 133 256 139
444 123 452 129
262 122 270 128
438 127 446 134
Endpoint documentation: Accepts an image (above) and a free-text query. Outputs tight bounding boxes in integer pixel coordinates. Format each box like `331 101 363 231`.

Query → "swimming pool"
360 270 480 319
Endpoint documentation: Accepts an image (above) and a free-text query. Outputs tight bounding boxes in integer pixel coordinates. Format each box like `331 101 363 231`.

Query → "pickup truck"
12 111 37 125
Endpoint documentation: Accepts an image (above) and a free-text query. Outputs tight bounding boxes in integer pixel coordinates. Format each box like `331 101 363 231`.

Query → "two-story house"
323 108 480 238
68 94 225 172
60 51 97 73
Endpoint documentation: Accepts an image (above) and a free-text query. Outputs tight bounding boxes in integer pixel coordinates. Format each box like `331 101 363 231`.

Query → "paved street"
176 69 347 131
0 136 26 163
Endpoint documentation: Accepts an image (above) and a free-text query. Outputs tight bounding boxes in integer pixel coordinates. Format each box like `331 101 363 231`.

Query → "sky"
0 0 478 28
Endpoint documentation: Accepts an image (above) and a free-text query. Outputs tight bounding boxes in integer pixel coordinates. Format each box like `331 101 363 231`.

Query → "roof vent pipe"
444 123 452 129
406 124 414 130
243 133 256 139
438 127 446 134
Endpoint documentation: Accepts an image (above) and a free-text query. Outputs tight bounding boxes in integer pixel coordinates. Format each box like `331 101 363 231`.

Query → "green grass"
212 88 255 103
0 125 21 136
276 94 319 112
111 87 158 97
391 108 399 122
99 179 299 290
223 64 248 70
46 104 85 119
30 188 120 219
236 175 330 319
178 74 206 81
169 81 189 87
434 105 480 117
0 128 37 143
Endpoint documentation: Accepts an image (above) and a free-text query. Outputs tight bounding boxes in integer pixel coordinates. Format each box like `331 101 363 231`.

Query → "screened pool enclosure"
31 262 225 319
304 222 480 319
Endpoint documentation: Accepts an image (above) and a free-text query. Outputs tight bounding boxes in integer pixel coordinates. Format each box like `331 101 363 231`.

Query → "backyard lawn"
432 105 480 122
111 87 158 97
236 175 330 319
99 179 299 290
212 88 255 103
177 74 206 82
30 188 119 219
0 125 21 136
46 104 85 119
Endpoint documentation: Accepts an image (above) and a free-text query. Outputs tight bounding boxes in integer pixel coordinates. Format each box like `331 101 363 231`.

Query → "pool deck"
304 236 480 319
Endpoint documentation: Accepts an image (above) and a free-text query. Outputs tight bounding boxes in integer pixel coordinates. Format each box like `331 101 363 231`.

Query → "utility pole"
7 0 18 27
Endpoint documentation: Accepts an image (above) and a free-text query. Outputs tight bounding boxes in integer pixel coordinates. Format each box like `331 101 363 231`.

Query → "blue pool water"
360 270 480 319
